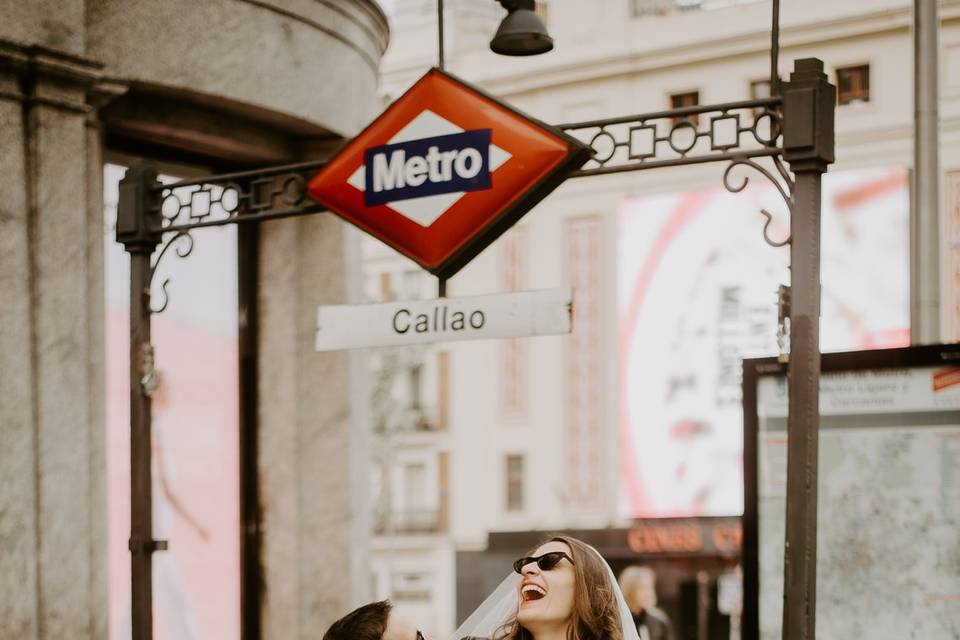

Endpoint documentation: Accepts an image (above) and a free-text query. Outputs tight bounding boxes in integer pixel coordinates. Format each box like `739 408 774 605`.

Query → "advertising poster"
618 166 909 518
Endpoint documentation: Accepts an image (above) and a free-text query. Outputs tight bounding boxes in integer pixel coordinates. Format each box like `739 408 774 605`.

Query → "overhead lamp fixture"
490 0 554 57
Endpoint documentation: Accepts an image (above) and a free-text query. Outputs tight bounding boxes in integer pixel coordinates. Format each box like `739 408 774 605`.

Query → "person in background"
618 566 674 640
322 600 425 640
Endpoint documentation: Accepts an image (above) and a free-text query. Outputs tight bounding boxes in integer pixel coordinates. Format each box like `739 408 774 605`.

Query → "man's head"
323 600 421 640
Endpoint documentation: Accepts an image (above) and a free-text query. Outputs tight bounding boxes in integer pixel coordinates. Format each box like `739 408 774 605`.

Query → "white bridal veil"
449 544 642 640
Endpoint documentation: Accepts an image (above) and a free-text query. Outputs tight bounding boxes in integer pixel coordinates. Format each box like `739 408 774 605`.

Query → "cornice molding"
465 4 960 98
0 39 130 114
233 0 389 72
0 39 102 84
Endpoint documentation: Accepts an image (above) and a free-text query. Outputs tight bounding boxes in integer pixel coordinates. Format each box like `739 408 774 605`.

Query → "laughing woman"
452 535 639 640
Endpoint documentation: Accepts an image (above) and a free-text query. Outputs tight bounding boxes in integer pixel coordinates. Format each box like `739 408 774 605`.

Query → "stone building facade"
0 1 388 637
368 0 960 636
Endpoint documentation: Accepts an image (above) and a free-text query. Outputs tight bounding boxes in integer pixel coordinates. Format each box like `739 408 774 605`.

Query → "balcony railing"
372 408 444 435
375 509 442 535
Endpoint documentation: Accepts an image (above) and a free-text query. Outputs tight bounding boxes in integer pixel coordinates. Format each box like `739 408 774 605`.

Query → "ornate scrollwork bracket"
139 162 326 315
559 97 793 250
148 231 195 314
722 155 795 248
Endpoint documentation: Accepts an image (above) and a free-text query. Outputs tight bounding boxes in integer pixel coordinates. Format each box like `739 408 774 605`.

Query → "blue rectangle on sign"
364 129 492 206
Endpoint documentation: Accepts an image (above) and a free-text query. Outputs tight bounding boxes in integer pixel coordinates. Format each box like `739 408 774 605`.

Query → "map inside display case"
744 345 960 640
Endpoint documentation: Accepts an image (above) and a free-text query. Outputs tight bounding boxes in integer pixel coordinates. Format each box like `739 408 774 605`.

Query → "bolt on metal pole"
911 0 941 344
117 166 163 640
780 58 835 640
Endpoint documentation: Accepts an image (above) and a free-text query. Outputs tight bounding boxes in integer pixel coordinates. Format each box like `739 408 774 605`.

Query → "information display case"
742 344 960 639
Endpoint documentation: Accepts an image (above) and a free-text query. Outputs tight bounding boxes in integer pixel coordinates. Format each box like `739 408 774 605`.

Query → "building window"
535 1 550 24
401 268 429 299
391 571 431 600
436 351 449 429
836 65 870 105
408 362 424 413
750 79 772 101
670 91 700 125
404 463 428 511
505 455 524 511
379 272 394 301
749 78 778 120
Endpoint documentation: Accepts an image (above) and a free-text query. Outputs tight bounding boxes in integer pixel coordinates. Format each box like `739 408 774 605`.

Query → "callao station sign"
308 69 590 350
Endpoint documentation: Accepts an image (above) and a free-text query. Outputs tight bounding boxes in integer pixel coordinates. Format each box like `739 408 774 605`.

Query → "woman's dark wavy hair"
494 535 624 640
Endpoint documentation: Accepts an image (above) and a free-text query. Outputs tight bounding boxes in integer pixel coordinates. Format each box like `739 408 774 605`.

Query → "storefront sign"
626 519 742 556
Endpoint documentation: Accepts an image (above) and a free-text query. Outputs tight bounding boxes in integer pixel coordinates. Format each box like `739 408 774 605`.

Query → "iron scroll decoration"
559 96 795 248
145 161 326 313
143 97 794 312
117 0 824 632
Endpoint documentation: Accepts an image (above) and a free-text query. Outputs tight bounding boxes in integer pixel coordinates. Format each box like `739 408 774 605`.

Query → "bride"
451 535 641 640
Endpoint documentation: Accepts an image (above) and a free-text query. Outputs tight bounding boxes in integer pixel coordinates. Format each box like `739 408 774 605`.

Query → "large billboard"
618 166 910 518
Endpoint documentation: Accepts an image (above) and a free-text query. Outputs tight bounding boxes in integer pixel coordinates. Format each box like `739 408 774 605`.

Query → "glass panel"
104 164 240 640
756 366 960 638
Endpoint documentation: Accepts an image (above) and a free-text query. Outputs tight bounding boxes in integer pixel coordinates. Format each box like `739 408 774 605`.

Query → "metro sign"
307 68 591 278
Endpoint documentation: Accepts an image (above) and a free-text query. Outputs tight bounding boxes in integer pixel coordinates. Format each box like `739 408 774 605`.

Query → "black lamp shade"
490 8 554 56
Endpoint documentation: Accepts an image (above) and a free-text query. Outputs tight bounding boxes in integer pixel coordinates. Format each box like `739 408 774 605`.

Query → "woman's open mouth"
520 583 547 605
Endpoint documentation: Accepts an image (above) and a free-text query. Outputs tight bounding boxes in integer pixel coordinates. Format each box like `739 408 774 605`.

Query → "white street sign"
316 288 573 351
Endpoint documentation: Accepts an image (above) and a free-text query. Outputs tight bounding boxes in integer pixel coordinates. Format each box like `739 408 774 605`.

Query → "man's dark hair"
323 600 393 640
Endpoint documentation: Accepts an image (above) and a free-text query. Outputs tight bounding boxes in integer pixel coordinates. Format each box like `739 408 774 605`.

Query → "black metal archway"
116 5 835 638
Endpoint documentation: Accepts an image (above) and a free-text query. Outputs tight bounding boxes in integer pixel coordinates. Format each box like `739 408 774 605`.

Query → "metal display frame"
114 1 836 638
741 342 960 640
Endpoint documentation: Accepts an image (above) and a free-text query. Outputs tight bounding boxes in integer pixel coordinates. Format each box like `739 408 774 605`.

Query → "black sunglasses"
512 551 574 574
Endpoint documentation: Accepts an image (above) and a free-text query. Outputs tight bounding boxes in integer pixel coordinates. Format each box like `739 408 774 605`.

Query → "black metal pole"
238 221 263 640
117 166 163 640
438 0 445 70
782 169 821 640
780 59 834 640
911 0 941 343
771 0 780 95
129 248 155 640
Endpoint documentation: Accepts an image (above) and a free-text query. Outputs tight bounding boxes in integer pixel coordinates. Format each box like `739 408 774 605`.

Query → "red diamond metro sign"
307 68 591 278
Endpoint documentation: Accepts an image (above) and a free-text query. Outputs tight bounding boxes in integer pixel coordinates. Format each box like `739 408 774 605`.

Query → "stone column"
0 42 109 639
258 214 371 638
